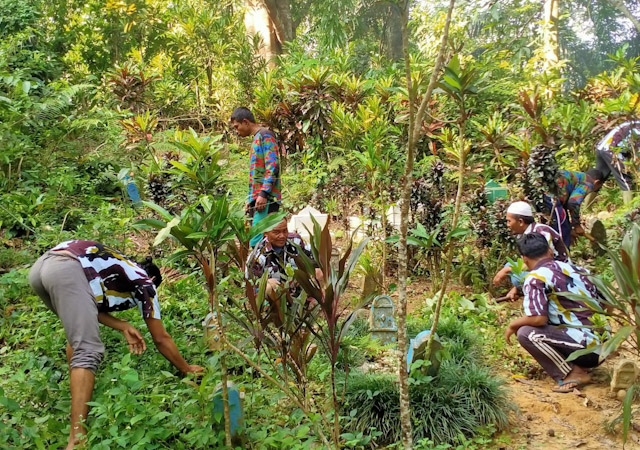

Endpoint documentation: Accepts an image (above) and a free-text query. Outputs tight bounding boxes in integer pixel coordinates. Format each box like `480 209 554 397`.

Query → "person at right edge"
584 120 640 207
230 107 282 247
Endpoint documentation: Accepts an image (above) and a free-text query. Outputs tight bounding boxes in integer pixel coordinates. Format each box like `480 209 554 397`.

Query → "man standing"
29 240 203 449
230 107 281 247
593 120 640 204
493 201 568 300
505 233 606 393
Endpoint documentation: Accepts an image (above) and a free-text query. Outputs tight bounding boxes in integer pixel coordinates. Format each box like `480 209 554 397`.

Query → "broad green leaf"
623 386 634 444
154 217 180 246
142 201 174 221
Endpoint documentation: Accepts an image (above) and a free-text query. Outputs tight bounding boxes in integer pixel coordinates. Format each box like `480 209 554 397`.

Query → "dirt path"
503 373 619 448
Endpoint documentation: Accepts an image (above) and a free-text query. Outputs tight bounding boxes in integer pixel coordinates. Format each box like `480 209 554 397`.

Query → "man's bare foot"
552 366 591 393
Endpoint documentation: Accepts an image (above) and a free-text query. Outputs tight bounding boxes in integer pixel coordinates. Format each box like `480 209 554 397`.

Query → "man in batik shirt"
593 120 640 203
230 106 282 247
29 240 203 448
504 233 607 393
245 217 321 302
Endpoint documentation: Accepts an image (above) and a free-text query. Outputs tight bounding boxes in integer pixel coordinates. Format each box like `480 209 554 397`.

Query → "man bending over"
29 240 203 448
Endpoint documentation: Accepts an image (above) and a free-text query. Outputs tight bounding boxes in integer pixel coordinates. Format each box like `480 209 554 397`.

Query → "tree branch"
606 0 640 34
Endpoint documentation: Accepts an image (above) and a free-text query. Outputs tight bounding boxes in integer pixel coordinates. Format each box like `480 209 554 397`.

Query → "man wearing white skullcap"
493 201 569 301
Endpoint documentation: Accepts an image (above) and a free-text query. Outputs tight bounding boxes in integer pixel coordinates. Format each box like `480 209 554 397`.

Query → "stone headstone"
289 206 329 240
212 381 244 437
369 295 397 345
485 179 508 203
406 330 442 376
610 359 639 393
361 272 382 301
386 205 401 229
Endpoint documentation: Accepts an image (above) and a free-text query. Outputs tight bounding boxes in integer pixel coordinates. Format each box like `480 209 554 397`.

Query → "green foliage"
341 359 511 446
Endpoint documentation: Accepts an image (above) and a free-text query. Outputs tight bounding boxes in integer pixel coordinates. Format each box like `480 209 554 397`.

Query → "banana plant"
292 216 369 448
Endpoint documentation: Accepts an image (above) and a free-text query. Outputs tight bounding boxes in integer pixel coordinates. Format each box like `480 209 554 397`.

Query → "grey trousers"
29 251 104 373
517 325 600 382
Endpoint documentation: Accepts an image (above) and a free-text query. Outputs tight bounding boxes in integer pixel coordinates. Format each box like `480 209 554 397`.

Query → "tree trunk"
425 134 469 361
607 0 640 34
330 364 340 448
261 0 296 45
542 0 560 69
384 4 404 61
396 1 456 448
245 0 282 61
209 252 232 447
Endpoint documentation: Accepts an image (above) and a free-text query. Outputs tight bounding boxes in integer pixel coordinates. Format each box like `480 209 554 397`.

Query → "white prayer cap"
506 201 533 217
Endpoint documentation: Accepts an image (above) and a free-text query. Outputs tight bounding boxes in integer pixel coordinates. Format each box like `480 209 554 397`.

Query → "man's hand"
123 325 147 355
573 224 585 236
255 195 267 212
493 266 512 287
504 322 517 344
506 287 518 302
185 365 205 374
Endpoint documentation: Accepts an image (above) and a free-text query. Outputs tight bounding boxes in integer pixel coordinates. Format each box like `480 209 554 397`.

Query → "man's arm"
144 318 203 374
505 315 548 343
493 266 512 286
98 312 146 355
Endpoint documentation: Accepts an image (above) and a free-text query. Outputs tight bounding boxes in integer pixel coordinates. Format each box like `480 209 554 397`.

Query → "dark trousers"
517 325 600 382
596 149 633 191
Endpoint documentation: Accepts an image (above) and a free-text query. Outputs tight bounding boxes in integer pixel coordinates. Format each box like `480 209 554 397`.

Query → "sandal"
552 379 586 393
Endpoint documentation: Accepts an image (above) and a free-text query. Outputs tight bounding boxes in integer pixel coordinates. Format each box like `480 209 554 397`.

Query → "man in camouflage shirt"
246 217 321 302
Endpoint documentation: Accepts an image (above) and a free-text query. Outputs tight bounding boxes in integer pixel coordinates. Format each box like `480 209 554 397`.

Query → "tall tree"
542 0 560 68
396 0 456 448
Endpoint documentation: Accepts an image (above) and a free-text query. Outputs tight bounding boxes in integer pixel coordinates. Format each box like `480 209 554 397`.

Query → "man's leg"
68 368 94 449
39 255 104 447
516 325 592 385
249 201 281 247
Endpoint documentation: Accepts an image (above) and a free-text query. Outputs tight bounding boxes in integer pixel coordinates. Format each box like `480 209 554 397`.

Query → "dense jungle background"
2 0 640 448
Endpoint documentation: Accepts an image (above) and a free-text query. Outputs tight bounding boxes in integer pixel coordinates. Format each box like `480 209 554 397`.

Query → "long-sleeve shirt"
248 129 281 204
555 170 593 226
523 222 569 262
246 233 313 298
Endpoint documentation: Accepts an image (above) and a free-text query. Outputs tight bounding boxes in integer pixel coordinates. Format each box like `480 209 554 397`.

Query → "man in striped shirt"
29 240 203 449
505 233 606 393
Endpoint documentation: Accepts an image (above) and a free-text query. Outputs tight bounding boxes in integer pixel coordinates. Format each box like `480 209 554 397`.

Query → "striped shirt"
51 240 161 319
523 223 569 262
522 259 603 350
